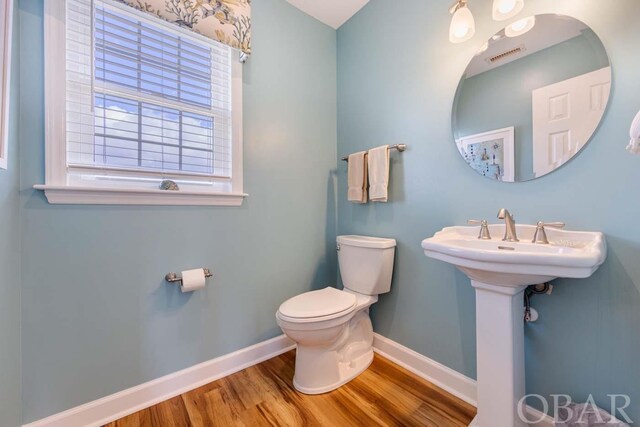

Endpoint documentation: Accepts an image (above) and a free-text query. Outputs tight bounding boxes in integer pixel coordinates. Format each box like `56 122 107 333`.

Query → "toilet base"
288 309 375 395
293 349 374 395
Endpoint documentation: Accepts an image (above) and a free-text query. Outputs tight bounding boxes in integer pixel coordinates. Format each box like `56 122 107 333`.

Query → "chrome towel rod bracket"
341 144 407 162
165 268 213 284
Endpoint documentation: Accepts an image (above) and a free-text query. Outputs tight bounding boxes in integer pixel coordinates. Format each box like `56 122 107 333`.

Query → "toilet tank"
337 235 396 296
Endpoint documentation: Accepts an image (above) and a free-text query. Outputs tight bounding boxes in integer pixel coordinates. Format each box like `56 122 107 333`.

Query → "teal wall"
7 0 640 424
338 0 640 420
455 30 609 181
18 0 337 422
0 5 21 427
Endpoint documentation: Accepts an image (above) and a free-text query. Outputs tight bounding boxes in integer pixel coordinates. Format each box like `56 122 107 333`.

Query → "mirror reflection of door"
452 14 611 182
532 67 611 178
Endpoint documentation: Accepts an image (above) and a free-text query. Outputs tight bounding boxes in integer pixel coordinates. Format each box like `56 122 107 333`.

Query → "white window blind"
65 0 233 181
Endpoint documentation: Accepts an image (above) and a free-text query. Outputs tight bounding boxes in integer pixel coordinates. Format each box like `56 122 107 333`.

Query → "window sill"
33 185 248 206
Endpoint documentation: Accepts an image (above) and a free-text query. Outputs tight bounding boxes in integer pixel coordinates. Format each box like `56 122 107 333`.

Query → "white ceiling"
285 0 370 29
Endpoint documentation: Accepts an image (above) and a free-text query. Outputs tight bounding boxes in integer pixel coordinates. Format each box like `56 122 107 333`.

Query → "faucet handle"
537 221 565 229
468 220 492 240
532 221 565 244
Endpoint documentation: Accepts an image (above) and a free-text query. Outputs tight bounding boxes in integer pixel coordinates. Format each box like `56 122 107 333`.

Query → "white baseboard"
372 333 554 427
372 333 477 406
24 332 554 427
23 335 295 427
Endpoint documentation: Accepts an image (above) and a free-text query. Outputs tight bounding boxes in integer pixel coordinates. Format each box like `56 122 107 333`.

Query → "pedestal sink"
422 223 606 427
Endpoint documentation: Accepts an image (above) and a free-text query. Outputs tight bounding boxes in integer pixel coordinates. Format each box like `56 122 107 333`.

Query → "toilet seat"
277 287 356 323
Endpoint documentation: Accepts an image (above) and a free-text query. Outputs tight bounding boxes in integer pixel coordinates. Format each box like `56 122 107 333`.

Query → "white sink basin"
421 224 606 287
421 223 607 427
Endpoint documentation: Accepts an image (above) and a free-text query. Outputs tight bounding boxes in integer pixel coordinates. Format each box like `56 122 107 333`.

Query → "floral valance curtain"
117 0 251 55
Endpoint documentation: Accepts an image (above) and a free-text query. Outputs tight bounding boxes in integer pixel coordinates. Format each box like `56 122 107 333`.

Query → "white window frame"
0 0 12 170
36 0 246 206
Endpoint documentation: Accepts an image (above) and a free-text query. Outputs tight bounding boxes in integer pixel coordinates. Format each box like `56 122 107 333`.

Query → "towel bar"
341 144 407 162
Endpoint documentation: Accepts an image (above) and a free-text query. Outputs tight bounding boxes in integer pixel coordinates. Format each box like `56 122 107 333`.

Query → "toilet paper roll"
180 268 206 293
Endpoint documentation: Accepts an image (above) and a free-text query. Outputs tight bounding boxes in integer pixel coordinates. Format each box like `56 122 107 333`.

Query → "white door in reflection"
532 66 611 177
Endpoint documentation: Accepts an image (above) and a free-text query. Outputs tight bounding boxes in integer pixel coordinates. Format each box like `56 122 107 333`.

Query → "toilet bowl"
276 235 396 394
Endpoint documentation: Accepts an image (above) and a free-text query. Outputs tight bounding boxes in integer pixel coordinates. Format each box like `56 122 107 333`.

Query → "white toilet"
276 235 396 394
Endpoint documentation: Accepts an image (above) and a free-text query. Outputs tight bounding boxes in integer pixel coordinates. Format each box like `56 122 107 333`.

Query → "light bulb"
505 16 536 37
510 19 528 31
492 0 524 21
449 5 476 44
454 25 470 38
498 0 516 14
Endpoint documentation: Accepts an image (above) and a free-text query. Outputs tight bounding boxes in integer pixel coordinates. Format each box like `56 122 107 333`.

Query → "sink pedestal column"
470 281 528 427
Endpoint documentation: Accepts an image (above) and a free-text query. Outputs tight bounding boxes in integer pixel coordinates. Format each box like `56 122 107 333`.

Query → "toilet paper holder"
165 268 213 284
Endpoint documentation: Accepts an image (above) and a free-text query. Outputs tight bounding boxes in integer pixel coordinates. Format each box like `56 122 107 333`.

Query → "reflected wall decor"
0 0 11 170
456 127 515 182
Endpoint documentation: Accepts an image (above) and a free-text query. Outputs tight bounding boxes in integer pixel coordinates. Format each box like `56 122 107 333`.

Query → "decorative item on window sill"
341 144 407 162
112 0 251 56
627 110 640 155
160 180 180 191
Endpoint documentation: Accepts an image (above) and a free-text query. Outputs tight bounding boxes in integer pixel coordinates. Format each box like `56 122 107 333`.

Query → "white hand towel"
347 151 368 203
627 138 640 155
627 110 640 155
368 145 390 202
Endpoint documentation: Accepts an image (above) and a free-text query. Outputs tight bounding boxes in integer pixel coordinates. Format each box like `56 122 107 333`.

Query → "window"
38 0 245 205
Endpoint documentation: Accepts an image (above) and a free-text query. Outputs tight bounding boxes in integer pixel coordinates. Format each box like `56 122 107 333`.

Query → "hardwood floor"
105 351 476 427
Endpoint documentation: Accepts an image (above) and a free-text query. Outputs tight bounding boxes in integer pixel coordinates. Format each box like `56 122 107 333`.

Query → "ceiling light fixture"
492 0 524 21
505 16 536 37
449 0 476 44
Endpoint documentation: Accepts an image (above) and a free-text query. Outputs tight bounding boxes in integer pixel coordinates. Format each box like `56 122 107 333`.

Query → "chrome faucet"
497 208 519 242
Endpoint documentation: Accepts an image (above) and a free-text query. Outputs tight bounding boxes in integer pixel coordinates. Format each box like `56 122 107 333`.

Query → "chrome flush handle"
532 221 565 244
468 220 492 240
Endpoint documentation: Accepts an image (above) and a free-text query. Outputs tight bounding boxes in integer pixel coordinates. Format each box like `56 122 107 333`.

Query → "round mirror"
452 14 611 182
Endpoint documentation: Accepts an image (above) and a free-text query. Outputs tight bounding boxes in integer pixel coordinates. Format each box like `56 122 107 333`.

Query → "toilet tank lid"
337 235 396 249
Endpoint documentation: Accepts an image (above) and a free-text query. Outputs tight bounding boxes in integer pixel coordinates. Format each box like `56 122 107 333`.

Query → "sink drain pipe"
524 283 553 322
